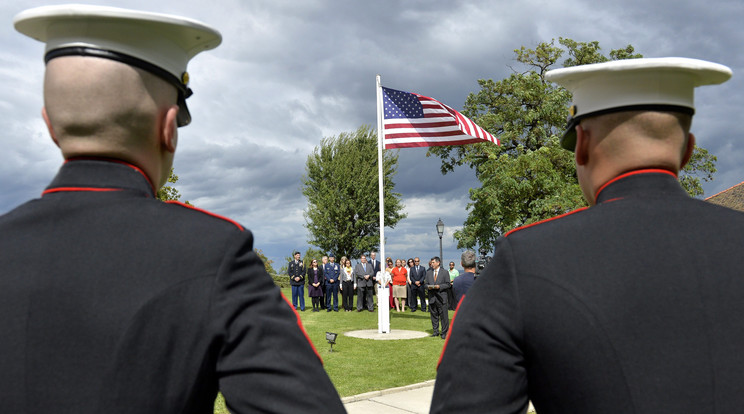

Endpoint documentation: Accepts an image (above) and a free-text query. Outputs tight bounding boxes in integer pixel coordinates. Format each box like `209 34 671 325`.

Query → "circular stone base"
344 329 430 340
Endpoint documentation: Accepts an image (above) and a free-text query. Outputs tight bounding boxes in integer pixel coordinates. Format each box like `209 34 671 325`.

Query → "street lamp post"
436 218 444 261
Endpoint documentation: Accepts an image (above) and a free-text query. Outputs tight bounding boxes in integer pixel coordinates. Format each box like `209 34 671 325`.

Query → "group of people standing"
288 251 386 313
287 250 479 339
288 251 356 312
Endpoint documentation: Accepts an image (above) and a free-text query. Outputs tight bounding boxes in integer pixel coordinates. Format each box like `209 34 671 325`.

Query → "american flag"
382 86 499 149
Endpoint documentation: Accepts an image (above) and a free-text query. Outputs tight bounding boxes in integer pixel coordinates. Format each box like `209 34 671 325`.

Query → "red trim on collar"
281 292 324 364
502 169 674 237
42 187 122 195
64 157 156 195
504 207 589 238
165 201 245 231
594 169 677 204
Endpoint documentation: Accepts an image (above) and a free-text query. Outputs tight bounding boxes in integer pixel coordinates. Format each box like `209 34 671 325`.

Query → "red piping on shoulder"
594 169 677 204
42 187 122 195
603 197 624 204
64 157 156 195
165 201 244 231
504 207 589 238
281 292 323 364
437 295 466 369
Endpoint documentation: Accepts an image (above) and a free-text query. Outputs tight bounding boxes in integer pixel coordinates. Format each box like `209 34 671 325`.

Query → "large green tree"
428 38 716 249
302 125 406 260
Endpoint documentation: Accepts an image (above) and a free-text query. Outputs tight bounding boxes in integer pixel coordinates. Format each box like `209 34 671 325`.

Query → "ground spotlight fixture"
326 331 338 352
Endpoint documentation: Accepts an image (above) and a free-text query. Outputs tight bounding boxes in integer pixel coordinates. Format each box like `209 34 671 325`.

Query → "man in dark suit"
425 256 451 338
354 254 375 311
0 5 345 413
369 251 381 274
433 58 740 413
408 257 427 312
368 252 380 302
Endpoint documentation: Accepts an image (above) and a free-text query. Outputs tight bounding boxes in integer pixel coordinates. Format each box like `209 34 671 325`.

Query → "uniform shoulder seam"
165 201 244 231
504 207 589 238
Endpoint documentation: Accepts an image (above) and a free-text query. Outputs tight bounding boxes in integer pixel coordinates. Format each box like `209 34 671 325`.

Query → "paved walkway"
343 380 435 414
343 380 536 413
341 328 533 413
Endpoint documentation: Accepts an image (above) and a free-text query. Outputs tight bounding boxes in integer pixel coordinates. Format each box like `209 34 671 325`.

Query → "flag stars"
382 87 424 119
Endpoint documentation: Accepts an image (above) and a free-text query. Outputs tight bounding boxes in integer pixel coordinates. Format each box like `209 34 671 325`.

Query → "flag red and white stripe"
381 86 499 149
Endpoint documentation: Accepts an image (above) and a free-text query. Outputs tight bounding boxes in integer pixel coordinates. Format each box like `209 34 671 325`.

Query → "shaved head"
580 111 691 151
44 56 176 151
575 110 695 204
43 56 179 187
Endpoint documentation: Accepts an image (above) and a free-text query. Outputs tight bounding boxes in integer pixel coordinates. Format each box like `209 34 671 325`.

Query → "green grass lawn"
301 303 448 397
215 287 452 413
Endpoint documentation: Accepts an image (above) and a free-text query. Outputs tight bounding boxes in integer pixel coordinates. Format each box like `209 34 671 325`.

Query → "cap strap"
45 47 193 127
572 104 695 124
46 47 188 94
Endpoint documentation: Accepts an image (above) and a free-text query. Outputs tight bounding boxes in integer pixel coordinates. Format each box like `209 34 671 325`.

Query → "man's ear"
574 124 589 166
680 132 695 169
161 105 179 153
42 107 60 148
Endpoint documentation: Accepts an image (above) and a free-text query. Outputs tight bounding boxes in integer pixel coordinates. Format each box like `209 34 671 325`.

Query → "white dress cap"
545 57 732 150
14 4 222 127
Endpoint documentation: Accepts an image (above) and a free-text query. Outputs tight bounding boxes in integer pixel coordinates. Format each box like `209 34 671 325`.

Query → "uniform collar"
594 169 686 205
44 158 156 197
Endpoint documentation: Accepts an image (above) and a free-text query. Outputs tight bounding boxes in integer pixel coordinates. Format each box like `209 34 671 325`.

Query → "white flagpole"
376 74 389 333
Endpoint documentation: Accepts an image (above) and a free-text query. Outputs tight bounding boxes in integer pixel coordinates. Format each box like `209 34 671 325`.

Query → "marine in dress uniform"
432 58 744 413
0 5 344 413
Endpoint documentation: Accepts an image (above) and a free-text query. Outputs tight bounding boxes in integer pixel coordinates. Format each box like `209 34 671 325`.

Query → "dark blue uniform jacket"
0 159 344 414
434 169 744 414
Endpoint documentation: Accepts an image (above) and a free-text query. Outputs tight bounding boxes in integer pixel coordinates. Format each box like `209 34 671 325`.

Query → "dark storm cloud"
175 140 307 208
395 148 479 198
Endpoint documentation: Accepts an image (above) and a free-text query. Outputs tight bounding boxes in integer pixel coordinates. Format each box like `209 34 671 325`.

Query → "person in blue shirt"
323 254 341 312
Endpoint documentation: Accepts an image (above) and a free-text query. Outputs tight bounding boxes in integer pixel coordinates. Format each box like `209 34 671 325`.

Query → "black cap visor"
560 116 580 151
176 90 192 127
558 104 696 152
46 47 193 127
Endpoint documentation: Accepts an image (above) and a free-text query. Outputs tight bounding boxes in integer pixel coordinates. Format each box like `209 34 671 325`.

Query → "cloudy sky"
1 0 742 270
